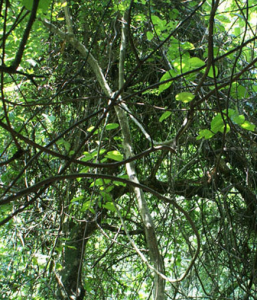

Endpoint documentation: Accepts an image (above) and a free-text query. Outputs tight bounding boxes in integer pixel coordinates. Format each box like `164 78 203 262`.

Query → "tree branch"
0 0 40 73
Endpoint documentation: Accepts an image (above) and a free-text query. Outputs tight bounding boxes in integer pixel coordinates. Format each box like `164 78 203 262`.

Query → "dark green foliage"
1 0 257 299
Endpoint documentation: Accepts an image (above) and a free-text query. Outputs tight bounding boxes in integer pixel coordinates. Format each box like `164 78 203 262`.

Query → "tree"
1 0 257 299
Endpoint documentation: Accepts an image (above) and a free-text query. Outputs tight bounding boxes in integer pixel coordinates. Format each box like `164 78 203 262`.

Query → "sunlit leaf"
105 150 123 161
211 114 224 133
223 108 236 117
181 41 195 51
134 14 146 22
240 121 255 131
196 129 214 140
103 202 116 212
105 123 119 130
66 246 77 250
79 167 89 174
189 57 205 68
159 71 173 93
71 196 84 203
56 263 63 270
175 92 195 103
207 66 219 78
152 15 165 27
90 179 111 187
113 180 126 187
87 126 98 134
81 152 93 162
159 111 171 122
81 201 95 213
231 114 245 125
147 31 154 41
211 114 230 133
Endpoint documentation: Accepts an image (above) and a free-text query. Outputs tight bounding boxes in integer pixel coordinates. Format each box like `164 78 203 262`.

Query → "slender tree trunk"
43 8 166 299
114 11 166 300
58 221 87 299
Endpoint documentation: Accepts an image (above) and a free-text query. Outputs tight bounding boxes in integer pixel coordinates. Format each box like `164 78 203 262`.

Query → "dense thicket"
1 0 257 299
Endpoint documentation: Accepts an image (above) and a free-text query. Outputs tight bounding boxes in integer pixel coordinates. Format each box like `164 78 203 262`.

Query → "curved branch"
0 117 174 169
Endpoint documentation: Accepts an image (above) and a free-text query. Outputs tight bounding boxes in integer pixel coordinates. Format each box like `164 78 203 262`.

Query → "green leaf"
211 114 224 133
175 92 195 103
105 123 119 130
103 202 116 212
224 108 236 117
233 27 241 36
159 111 171 122
105 150 123 161
231 114 245 125
0 203 12 216
159 71 173 93
81 149 106 162
240 121 255 131
71 195 84 203
67 246 77 250
146 31 154 41
90 179 111 187
170 8 179 19
113 180 126 187
100 191 112 202
22 0 51 12
216 15 231 24
230 83 248 99
81 152 93 162
56 139 70 151
61 1 68 8
189 57 205 68
152 15 165 27
56 263 63 270
81 201 95 213
87 126 99 134
106 185 114 192
211 114 230 133
79 167 89 174
39 0 51 11
142 88 159 95
181 41 195 51
196 129 214 140
207 66 219 78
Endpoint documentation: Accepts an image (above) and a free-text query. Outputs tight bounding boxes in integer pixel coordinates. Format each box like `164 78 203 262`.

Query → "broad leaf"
231 114 245 125
240 121 255 131
105 150 123 161
159 71 173 93
196 129 214 140
189 57 205 68
175 92 195 103
207 66 219 78
147 31 154 41
159 111 171 122
103 202 116 212
211 114 225 133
